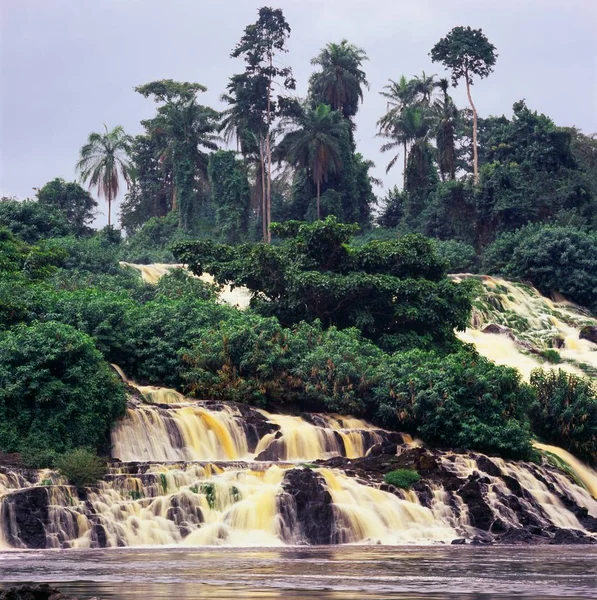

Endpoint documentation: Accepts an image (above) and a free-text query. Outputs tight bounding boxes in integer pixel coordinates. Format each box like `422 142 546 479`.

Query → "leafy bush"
56 448 107 488
529 369 597 465
121 212 181 263
483 225 597 312
0 322 126 455
0 198 73 243
384 469 421 489
431 239 478 273
372 349 534 460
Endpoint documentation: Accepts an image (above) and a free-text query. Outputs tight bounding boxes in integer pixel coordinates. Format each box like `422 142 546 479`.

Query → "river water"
0 546 595 599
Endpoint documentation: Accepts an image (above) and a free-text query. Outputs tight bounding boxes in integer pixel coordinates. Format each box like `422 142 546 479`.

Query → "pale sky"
1 0 596 227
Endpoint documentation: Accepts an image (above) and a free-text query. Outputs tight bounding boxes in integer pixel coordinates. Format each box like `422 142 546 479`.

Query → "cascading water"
453 275 597 380
2 266 596 549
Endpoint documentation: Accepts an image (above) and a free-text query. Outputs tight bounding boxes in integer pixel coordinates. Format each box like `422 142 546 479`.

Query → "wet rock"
0 584 86 600
280 468 334 545
482 323 513 337
475 456 502 478
498 528 547 545
90 523 108 548
579 325 597 345
1 487 50 548
457 476 494 531
451 538 466 545
549 529 597 545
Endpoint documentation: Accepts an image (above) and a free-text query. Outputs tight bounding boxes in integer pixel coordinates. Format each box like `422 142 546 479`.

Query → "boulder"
549 529 597 545
579 326 597 345
0 584 87 600
481 323 513 337
1 487 50 548
279 468 334 545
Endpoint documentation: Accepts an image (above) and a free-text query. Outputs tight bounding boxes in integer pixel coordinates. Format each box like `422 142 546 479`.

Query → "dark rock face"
280 468 335 545
482 323 513 337
549 528 597 545
1 487 50 549
0 584 102 600
579 325 597 345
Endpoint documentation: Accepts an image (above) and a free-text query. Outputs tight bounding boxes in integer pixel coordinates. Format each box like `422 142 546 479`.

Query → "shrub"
483 225 597 312
56 449 107 488
0 198 73 242
372 349 534 460
384 469 421 489
0 322 126 455
431 239 478 273
529 369 597 465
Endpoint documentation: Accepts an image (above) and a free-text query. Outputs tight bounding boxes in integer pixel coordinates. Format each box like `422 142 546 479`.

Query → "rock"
1 487 50 548
0 584 80 600
579 326 597 345
279 468 334 545
457 476 494 531
549 529 597 545
498 528 547 545
451 538 466 545
482 323 513 337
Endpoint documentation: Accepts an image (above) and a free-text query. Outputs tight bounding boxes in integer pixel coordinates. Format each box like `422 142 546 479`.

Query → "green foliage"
372 349 534 460
56 448 107 489
430 27 497 86
431 239 478 273
208 151 251 243
0 198 72 243
121 212 181 263
0 322 126 455
201 482 216 509
529 369 597 465
174 217 472 348
37 178 97 236
309 39 369 120
540 349 561 364
384 469 421 489
483 225 597 312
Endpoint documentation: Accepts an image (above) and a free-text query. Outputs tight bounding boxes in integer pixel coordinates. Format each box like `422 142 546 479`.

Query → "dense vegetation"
1 9 596 468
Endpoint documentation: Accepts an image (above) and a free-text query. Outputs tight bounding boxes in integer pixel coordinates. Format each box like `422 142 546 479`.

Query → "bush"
0 322 126 455
372 349 534 460
483 225 597 312
0 198 73 242
529 369 597 465
384 469 421 489
56 449 107 488
431 239 478 273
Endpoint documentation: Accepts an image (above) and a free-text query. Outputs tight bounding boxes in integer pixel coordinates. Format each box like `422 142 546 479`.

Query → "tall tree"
76 125 132 227
277 103 347 220
309 40 369 120
433 78 458 181
430 26 497 185
231 7 295 242
136 80 220 230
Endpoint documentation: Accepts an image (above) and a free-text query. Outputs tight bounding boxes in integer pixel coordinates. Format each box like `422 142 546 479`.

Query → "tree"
231 7 295 243
433 78 458 181
0 321 126 456
430 26 497 185
309 39 369 120
36 178 97 235
208 150 251 243
0 198 72 243
277 103 347 219
136 80 220 231
174 216 473 348
76 125 133 227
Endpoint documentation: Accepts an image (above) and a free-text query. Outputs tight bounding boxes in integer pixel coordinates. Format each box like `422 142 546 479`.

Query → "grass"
383 469 421 490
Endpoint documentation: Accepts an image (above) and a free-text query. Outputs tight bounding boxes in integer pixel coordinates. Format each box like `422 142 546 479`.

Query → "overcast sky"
1 0 596 227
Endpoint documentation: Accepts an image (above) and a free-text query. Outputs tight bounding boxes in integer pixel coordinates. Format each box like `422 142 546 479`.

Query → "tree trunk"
259 141 267 243
107 189 112 227
403 141 407 189
265 54 273 244
317 180 321 220
465 71 479 185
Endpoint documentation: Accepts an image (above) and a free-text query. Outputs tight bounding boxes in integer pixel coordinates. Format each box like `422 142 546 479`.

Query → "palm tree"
411 71 437 106
278 103 347 219
433 78 458 181
145 100 219 230
309 40 369 119
379 105 435 185
76 125 133 227
377 76 416 184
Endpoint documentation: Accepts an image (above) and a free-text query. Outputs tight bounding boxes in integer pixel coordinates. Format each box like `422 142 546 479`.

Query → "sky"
1 0 596 227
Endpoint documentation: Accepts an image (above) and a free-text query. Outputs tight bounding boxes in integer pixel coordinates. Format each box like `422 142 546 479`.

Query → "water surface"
1 546 596 599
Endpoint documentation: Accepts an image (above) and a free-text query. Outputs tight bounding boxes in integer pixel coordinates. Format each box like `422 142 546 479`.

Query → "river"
1 546 596 599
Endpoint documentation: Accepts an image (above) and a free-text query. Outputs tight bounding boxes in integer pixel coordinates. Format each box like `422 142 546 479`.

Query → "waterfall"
452 275 597 380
